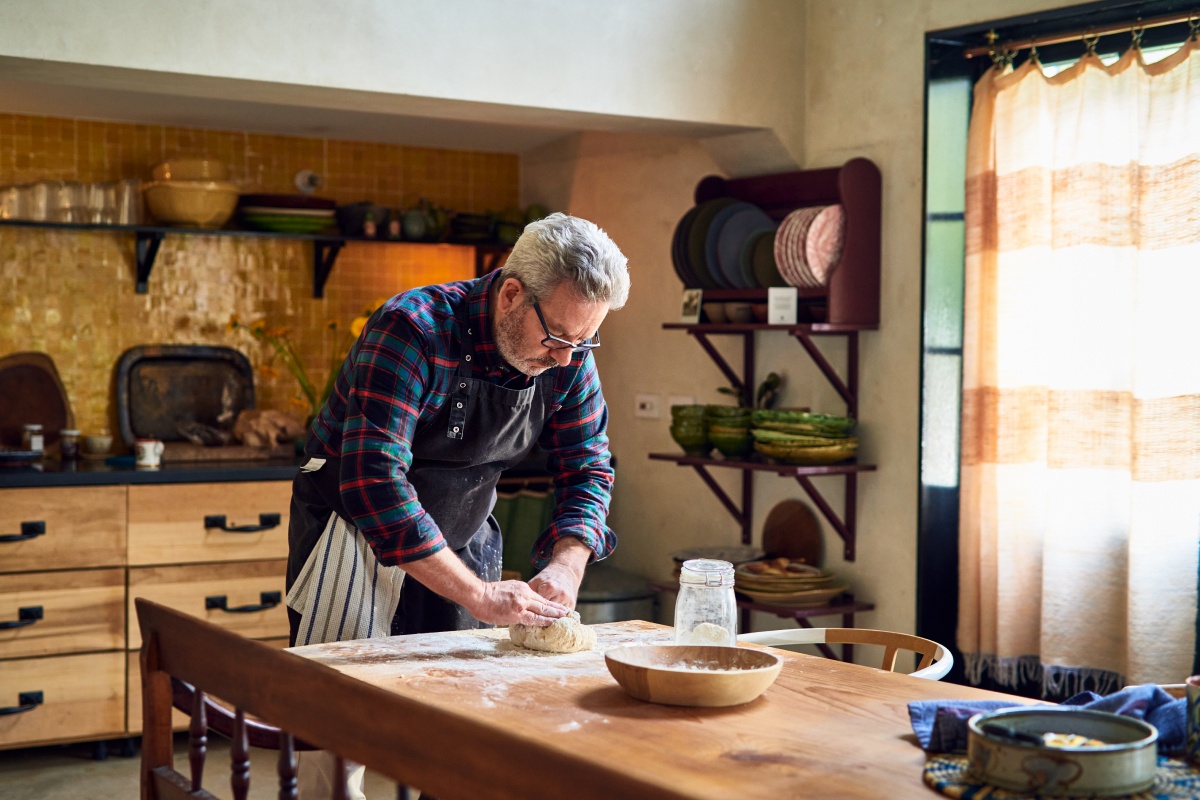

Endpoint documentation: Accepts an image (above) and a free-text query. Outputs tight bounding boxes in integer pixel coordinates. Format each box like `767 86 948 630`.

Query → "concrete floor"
0 735 404 799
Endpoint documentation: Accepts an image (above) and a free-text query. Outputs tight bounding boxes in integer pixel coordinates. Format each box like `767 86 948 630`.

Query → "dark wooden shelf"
0 218 509 297
662 321 877 334
648 452 875 476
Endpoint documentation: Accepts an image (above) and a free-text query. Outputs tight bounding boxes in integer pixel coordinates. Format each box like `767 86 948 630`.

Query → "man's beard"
496 303 558 377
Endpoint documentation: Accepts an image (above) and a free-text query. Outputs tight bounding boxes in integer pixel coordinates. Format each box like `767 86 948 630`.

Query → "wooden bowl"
604 645 781 707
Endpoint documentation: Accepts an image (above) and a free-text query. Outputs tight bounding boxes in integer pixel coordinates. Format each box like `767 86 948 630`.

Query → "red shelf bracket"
792 472 858 561
690 464 753 544
791 329 858 418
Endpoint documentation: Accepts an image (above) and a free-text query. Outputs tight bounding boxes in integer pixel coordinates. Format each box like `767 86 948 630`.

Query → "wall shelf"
0 219 509 297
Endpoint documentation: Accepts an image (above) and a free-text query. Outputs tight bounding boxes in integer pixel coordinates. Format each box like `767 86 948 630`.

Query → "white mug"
135 438 165 469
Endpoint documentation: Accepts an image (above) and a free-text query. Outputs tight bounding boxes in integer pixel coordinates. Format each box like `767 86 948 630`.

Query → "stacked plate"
750 409 858 465
671 199 784 289
774 204 846 288
734 557 848 607
237 193 337 234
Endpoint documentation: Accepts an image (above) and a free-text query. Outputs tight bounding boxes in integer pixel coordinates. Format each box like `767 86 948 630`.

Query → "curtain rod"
963 9 1199 58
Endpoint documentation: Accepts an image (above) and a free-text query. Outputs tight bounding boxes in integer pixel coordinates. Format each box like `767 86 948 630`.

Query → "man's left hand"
528 538 592 609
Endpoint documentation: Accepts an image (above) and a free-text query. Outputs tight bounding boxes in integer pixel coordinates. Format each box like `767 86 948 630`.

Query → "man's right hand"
400 548 569 627
469 580 571 627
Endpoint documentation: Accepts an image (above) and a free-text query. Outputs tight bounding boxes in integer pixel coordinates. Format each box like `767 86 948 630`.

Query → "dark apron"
286 300 554 642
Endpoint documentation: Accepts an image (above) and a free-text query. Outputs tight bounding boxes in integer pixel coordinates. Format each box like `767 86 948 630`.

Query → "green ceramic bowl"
671 404 707 420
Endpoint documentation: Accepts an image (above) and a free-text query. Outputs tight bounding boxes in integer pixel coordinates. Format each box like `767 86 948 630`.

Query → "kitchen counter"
0 457 300 488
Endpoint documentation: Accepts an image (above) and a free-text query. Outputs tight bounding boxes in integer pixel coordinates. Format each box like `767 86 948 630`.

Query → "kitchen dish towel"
908 685 1186 755
285 510 406 646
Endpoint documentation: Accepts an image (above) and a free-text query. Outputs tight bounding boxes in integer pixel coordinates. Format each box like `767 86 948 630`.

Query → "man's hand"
470 580 571 627
402 547 568 627
528 537 592 609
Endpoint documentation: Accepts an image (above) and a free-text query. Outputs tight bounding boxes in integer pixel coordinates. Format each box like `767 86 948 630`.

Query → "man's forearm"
400 548 485 609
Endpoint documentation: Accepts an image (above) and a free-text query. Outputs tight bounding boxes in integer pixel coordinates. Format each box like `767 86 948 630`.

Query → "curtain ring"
1083 32 1100 55
1189 14 1200 41
1130 25 1144 49
1029 44 1040 63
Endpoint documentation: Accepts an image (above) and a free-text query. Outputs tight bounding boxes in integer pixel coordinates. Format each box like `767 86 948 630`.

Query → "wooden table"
289 621 1025 800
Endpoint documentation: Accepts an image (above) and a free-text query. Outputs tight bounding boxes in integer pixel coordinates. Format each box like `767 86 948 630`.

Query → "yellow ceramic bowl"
144 181 238 228
151 158 229 182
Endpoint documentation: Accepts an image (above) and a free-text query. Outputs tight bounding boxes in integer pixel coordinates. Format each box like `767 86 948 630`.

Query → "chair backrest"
737 627 954 680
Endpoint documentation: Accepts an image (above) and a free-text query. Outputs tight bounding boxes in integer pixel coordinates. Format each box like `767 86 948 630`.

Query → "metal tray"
115 345 255 448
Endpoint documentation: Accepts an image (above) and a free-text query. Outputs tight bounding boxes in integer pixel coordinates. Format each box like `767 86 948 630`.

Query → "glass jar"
59 429 80 461
21 424 44 452
673 558 737 646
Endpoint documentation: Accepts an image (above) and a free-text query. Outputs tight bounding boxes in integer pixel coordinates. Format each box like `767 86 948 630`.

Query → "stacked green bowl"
749 409 858 465
670 404 710 456
705 404 752 458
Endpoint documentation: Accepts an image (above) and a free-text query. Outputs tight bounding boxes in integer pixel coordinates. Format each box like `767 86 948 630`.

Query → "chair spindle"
333 755 350 800
189 687 208 792
278 731 298 800
232 707 251 800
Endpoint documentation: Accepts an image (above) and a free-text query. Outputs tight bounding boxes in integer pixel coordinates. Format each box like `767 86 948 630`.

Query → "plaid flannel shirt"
306 269 615 570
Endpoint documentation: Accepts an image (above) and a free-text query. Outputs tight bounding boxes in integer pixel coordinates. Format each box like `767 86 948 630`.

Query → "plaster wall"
0 0 806 163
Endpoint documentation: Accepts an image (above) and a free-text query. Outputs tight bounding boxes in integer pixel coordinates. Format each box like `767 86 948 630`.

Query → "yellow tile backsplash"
0 113 518 443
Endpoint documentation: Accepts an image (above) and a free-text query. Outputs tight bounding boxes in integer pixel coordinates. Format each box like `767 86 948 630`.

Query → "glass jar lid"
679 558 735 587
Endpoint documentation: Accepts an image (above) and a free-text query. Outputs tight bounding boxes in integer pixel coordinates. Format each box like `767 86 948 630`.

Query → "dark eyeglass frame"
532 298 601 352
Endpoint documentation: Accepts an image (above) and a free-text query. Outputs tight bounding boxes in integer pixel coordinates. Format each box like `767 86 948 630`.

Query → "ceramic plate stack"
734 557 848 607
774 204 847 289
671 200 781 289
750 409 858 465
237 193 337 234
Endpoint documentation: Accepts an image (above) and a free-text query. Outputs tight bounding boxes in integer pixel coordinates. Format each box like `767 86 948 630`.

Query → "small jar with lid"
59 429 81 461
21 424 44 452
673 558 737 646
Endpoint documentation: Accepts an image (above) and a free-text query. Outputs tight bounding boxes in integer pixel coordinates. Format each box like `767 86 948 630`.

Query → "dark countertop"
0 456 301 488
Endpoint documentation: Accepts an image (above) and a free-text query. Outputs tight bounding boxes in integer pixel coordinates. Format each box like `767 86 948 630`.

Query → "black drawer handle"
0 691 43 716
203 513 281 533
0 521 45 543
205 591 282 614
0 606 43 630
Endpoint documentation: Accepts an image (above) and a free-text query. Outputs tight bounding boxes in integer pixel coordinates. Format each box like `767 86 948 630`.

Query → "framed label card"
680 289 702 324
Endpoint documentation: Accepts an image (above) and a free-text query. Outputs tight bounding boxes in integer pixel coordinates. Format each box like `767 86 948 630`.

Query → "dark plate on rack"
0 352 74 447
670 205 703 288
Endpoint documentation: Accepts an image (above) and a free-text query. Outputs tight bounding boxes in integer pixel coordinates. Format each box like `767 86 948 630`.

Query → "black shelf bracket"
135 231 165 294
312 239 346 299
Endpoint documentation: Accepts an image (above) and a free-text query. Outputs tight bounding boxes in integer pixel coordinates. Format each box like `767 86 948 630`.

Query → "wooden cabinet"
0 476 293 751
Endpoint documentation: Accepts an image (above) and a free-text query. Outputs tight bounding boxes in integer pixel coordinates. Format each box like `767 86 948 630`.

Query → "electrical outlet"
668 394 696 408
634 393 662 419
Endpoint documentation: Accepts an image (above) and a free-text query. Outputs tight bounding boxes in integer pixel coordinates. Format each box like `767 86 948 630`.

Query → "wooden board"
0 351 73 447
761 498 822 565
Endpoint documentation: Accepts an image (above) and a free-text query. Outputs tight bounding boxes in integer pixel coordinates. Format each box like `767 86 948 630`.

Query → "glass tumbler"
673 558 737 646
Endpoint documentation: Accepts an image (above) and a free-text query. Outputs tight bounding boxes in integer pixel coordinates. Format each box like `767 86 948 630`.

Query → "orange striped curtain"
958 40 1200 693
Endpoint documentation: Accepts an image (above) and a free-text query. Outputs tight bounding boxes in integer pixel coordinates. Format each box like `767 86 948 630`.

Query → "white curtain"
958 39 1200 693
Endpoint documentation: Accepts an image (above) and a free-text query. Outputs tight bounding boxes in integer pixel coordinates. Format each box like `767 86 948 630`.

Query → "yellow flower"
325 318 339 331
350 316 369 337
226 314 240 332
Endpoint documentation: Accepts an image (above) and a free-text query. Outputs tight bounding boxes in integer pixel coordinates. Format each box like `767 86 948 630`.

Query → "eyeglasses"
532 299 601 352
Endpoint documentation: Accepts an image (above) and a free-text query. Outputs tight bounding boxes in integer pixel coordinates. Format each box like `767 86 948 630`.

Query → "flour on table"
509 611 596 653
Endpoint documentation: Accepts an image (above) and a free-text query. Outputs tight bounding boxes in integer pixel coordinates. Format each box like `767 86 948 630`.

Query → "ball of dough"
509 610 597 653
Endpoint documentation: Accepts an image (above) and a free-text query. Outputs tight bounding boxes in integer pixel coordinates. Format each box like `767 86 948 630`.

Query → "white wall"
0 0 807 164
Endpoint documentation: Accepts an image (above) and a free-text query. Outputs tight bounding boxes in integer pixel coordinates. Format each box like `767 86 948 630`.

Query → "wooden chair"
738 627 954 680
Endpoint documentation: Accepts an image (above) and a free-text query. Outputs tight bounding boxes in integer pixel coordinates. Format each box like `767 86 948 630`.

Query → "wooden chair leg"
232 709 250 800
189 688 208 793
278 732 298 800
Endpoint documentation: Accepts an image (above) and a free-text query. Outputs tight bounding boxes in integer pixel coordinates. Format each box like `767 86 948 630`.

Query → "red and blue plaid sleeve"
531 351 615 569
334 309 449 566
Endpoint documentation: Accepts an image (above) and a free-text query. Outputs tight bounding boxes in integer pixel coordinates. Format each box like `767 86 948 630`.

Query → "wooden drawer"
0 651 126 748
128 481 291 566
126 638 289 734
128 560 289 649
0 486 126 572
0 569 125 658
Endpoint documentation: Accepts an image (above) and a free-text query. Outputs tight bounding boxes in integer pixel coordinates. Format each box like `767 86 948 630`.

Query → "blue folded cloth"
908 684 1185 755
